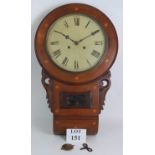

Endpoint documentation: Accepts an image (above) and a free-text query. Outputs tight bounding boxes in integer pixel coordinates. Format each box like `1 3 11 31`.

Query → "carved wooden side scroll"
41 69 53 112
99 71 111 111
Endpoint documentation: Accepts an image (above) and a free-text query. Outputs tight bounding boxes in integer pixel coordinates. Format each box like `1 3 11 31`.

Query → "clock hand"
54 30 69 39
54 30 78 45
91 29 100 35
77 30 100 43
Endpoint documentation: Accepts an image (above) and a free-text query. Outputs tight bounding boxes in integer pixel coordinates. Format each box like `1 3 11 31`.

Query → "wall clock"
35 3 118 134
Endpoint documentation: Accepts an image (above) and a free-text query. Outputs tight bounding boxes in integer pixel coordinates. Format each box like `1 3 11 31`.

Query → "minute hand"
77 30 100 43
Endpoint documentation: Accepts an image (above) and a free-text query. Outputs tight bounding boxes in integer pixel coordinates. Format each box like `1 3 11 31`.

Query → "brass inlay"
44 23 48 27
93 86 97 89
105 59 109 63
75 76 79 80
55 85 59 89
55 109 59 113
44 60 48 64
55 121 59 124
92 122 96 125
93 109 97 113
104 23 108 27
75 7 79 11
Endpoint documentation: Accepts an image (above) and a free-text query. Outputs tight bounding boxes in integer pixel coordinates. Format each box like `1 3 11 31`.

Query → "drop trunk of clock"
42 69 111 134
35 3 118 135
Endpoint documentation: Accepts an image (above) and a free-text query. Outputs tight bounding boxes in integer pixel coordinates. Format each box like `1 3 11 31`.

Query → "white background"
31 0 122 155
0 0 155 155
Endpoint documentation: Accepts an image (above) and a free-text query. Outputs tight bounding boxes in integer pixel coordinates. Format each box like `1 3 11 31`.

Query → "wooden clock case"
35 3 118 135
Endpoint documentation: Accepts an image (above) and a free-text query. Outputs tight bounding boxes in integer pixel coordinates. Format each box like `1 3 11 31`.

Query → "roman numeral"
86 59 91 66
94 41 103 45
91 50 101 58
74 60 79 69
85 21 90 28
64 20 69 28
53 49 61 58
62 57 69 66
74 17 80 26
50 41 59 45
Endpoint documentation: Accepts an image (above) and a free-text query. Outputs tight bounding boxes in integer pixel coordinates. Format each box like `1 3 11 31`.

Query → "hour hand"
54 30 69 39
54 30 78 45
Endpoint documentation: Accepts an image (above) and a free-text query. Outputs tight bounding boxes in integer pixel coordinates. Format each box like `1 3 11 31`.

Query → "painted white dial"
46 14 106 72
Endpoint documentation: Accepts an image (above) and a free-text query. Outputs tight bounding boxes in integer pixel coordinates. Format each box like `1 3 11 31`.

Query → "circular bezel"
35 3 118 84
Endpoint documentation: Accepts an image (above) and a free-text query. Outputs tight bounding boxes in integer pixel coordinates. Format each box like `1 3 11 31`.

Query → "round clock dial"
46 14 106 72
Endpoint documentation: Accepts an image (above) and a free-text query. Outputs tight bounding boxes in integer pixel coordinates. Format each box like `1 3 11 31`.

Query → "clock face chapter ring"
35 3 118 84
45 13 107 73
